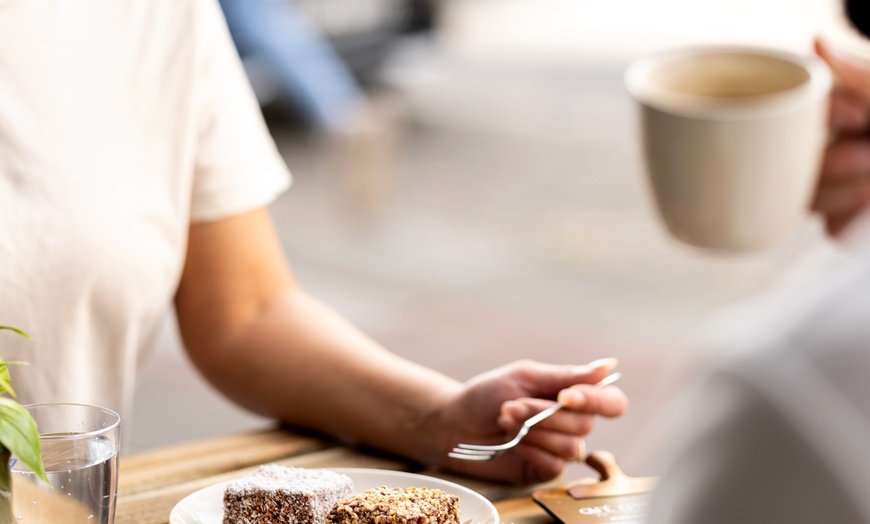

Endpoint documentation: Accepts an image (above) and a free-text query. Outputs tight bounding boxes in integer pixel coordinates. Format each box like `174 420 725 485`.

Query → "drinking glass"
11 403 121 524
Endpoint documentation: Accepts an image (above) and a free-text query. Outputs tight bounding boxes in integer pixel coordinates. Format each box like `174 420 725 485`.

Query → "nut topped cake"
223 465 354 524
327 486 461 524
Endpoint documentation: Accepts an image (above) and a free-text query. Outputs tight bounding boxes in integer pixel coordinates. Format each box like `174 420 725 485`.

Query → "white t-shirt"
0 0 290 427
647 221 870 523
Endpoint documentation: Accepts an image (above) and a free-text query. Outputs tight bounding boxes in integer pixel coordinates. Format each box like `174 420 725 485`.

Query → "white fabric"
0 0 291 428
647 218 870 524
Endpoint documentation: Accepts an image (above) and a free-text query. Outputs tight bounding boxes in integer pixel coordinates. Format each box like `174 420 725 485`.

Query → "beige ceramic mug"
625 45 832 252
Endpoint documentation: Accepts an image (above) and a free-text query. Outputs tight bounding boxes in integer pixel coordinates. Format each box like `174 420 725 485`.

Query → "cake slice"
223 465 354 524
327 486 461 524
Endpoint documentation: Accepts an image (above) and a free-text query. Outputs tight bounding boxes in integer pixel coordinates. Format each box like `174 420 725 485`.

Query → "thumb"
527 357 619 396
571 357 620 385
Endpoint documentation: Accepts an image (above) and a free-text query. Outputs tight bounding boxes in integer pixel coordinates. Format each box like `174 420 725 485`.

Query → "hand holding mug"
812 38 870 237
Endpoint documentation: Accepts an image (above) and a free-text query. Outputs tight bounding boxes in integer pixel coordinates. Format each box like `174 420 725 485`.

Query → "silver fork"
448 371 622 461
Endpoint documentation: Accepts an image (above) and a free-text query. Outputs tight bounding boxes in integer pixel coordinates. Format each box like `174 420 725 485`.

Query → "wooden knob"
584 450 627 482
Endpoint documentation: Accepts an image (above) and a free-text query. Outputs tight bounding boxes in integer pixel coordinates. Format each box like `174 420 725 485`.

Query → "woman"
0 0 627 485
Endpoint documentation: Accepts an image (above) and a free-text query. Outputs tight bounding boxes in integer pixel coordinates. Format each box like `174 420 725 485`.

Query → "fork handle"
523 402 564 428
523 371 622 428
522 371 622 429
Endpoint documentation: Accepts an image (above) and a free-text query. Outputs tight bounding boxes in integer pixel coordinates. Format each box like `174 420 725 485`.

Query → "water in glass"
10 432 118 523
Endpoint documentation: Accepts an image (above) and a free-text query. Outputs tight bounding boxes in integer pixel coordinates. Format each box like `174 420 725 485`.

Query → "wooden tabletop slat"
274 447 414 471
119 428 332 495
494 496 554 524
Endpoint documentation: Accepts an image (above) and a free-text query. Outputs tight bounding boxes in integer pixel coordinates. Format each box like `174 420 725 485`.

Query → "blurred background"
131 0 861 479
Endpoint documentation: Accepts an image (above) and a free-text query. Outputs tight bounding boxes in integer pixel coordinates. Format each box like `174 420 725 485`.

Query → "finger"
499 399 596 435
554 357 621 389
816 38 870 103
509 357 619 399
819 139 870 180
812 178 870 219
557 384 629 418
828 212 861 237
511 426 588 462
509 443 566 484
831 89 870 132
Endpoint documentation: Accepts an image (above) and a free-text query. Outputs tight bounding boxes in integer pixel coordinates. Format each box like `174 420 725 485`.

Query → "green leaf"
0 357 11 398
0 361 28 400
0 327 29 339
0 398 48 484
0 327 29 398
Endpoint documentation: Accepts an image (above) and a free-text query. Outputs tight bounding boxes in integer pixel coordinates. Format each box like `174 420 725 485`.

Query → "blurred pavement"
132 0 858 480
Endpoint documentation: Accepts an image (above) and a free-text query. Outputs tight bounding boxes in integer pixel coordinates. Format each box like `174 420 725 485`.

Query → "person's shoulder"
729 235 870 362
781 246 870 362
706 239 870 432
687 232 870 403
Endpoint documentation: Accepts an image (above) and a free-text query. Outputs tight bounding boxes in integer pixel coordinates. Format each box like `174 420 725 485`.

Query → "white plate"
169 467 499 524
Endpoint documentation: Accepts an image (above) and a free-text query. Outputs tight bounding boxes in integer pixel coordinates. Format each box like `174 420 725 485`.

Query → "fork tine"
451 447 500 455
455 441 516 452
448 451 496 461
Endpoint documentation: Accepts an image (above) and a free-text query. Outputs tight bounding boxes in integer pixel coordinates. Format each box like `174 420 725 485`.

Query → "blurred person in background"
217 0 420 211
217 0 366 135
0 0 627 486
646 5 870 521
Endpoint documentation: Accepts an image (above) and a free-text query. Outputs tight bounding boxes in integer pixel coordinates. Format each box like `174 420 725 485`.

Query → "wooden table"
116 426 562 524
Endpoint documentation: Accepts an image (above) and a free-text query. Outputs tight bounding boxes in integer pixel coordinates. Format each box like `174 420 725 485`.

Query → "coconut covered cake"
222 465 354 524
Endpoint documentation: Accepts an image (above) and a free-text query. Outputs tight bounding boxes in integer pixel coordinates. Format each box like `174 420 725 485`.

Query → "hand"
436 358 628 485
812 38 870 236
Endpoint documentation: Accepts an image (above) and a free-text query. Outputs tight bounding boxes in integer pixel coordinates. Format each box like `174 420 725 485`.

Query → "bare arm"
174 207 628 483
175 208 462 462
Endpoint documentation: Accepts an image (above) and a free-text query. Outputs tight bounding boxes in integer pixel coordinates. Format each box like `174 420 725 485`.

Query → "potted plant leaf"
0 326 48 523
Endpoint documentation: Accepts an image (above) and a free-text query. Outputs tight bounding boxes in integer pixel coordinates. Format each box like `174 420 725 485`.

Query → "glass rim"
23 402 121 440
